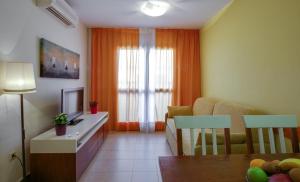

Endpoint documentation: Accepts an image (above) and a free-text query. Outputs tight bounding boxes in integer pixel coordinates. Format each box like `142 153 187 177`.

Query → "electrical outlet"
9 152 17 161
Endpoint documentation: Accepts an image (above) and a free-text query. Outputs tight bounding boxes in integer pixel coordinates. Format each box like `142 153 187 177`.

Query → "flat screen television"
61 87 84 125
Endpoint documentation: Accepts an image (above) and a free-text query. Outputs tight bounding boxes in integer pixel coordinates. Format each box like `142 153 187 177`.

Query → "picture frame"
40 38 80 79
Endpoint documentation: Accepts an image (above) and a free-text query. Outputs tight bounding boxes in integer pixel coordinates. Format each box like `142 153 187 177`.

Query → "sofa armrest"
165 112 169 125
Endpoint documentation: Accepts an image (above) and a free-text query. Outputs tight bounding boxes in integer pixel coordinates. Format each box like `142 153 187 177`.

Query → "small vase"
90 106 98 114
55 124 66 136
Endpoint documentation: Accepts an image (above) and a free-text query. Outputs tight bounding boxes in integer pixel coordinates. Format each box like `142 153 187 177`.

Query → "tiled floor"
79 132 173 182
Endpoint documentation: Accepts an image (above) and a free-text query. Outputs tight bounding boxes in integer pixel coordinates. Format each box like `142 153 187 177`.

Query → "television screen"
61 87 84 123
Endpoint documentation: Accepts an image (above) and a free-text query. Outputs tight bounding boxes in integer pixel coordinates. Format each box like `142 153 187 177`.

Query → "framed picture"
40 38 80 79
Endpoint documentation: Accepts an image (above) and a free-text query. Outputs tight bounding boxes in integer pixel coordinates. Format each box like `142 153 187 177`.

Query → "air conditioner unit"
36 0 78 27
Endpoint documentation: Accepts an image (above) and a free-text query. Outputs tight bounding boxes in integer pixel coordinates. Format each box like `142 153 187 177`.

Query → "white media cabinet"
30 112 109 182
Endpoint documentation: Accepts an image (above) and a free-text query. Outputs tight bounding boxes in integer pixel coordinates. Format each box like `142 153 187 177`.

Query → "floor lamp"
3 62 36 180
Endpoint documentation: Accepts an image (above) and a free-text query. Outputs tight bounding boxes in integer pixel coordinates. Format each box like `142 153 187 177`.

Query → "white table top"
31 112 108 141
30 112 108 153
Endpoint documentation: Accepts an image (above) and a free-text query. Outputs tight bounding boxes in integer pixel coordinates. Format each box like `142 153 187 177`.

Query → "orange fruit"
250 159 266 168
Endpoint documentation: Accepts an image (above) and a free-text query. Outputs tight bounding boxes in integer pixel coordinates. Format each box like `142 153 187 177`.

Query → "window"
117 47 173 129
149 48 173 122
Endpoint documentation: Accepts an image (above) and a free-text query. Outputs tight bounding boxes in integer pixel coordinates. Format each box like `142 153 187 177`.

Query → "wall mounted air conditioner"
36 0 78 27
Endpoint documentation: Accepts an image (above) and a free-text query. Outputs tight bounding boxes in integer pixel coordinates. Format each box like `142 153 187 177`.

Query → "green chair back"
175 115 231 156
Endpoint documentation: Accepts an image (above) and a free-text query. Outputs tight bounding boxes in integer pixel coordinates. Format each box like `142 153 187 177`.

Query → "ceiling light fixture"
141 0 170 17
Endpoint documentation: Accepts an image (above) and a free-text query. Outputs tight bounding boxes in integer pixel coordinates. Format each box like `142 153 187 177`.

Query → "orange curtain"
155 122 166 131
156 29 201 106
91 28 139 130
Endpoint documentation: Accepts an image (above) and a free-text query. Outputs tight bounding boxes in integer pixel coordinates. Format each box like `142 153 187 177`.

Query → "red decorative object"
89 101 98 114
90 106 97 114
55 124 66 136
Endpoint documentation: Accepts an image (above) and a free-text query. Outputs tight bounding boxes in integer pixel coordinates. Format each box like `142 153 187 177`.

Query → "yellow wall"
201 0 300 117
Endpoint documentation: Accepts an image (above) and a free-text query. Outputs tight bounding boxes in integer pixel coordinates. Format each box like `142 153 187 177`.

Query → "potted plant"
89 101 98 114
54 113 68 136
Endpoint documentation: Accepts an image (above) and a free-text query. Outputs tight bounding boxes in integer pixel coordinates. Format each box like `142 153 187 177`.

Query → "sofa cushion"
196 132 246 145
194 143 271 156
168 106 193 118
195 143 248 155
213 101 254 133
250 128 272 143
193 98 217 115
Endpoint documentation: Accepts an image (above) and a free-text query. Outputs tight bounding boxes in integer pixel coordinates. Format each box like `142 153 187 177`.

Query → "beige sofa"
165 97 255 155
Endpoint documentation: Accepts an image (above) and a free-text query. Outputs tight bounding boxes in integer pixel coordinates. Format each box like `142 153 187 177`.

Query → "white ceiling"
66 0 231 29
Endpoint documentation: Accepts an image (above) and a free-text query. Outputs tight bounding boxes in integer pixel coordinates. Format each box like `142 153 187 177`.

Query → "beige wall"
201 0 300 118
0 0 88 181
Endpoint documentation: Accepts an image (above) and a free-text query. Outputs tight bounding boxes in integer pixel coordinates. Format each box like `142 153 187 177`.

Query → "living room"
0 0 300 182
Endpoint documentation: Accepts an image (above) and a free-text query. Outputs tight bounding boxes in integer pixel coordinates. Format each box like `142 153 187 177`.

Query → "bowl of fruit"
246 158 300 182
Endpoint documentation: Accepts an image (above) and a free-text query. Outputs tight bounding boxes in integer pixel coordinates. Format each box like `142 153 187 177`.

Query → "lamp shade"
3 62 36 94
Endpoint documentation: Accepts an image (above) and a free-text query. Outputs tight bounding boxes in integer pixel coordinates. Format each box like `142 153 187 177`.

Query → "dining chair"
243 115 299 154
174 115 231 156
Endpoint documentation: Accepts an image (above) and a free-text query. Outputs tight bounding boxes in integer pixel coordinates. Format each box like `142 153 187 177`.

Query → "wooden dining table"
159 154 300 182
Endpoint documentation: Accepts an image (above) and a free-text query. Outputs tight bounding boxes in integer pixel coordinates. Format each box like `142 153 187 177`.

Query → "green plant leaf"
54 113 68 125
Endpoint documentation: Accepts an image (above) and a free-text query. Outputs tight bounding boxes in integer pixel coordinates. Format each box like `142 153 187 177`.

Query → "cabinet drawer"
76 128 100 179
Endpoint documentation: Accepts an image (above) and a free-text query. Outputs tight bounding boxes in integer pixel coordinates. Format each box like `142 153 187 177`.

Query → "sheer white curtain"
139 28 155 131
149 48 173 125
117 48 145 123
117 28 173 132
